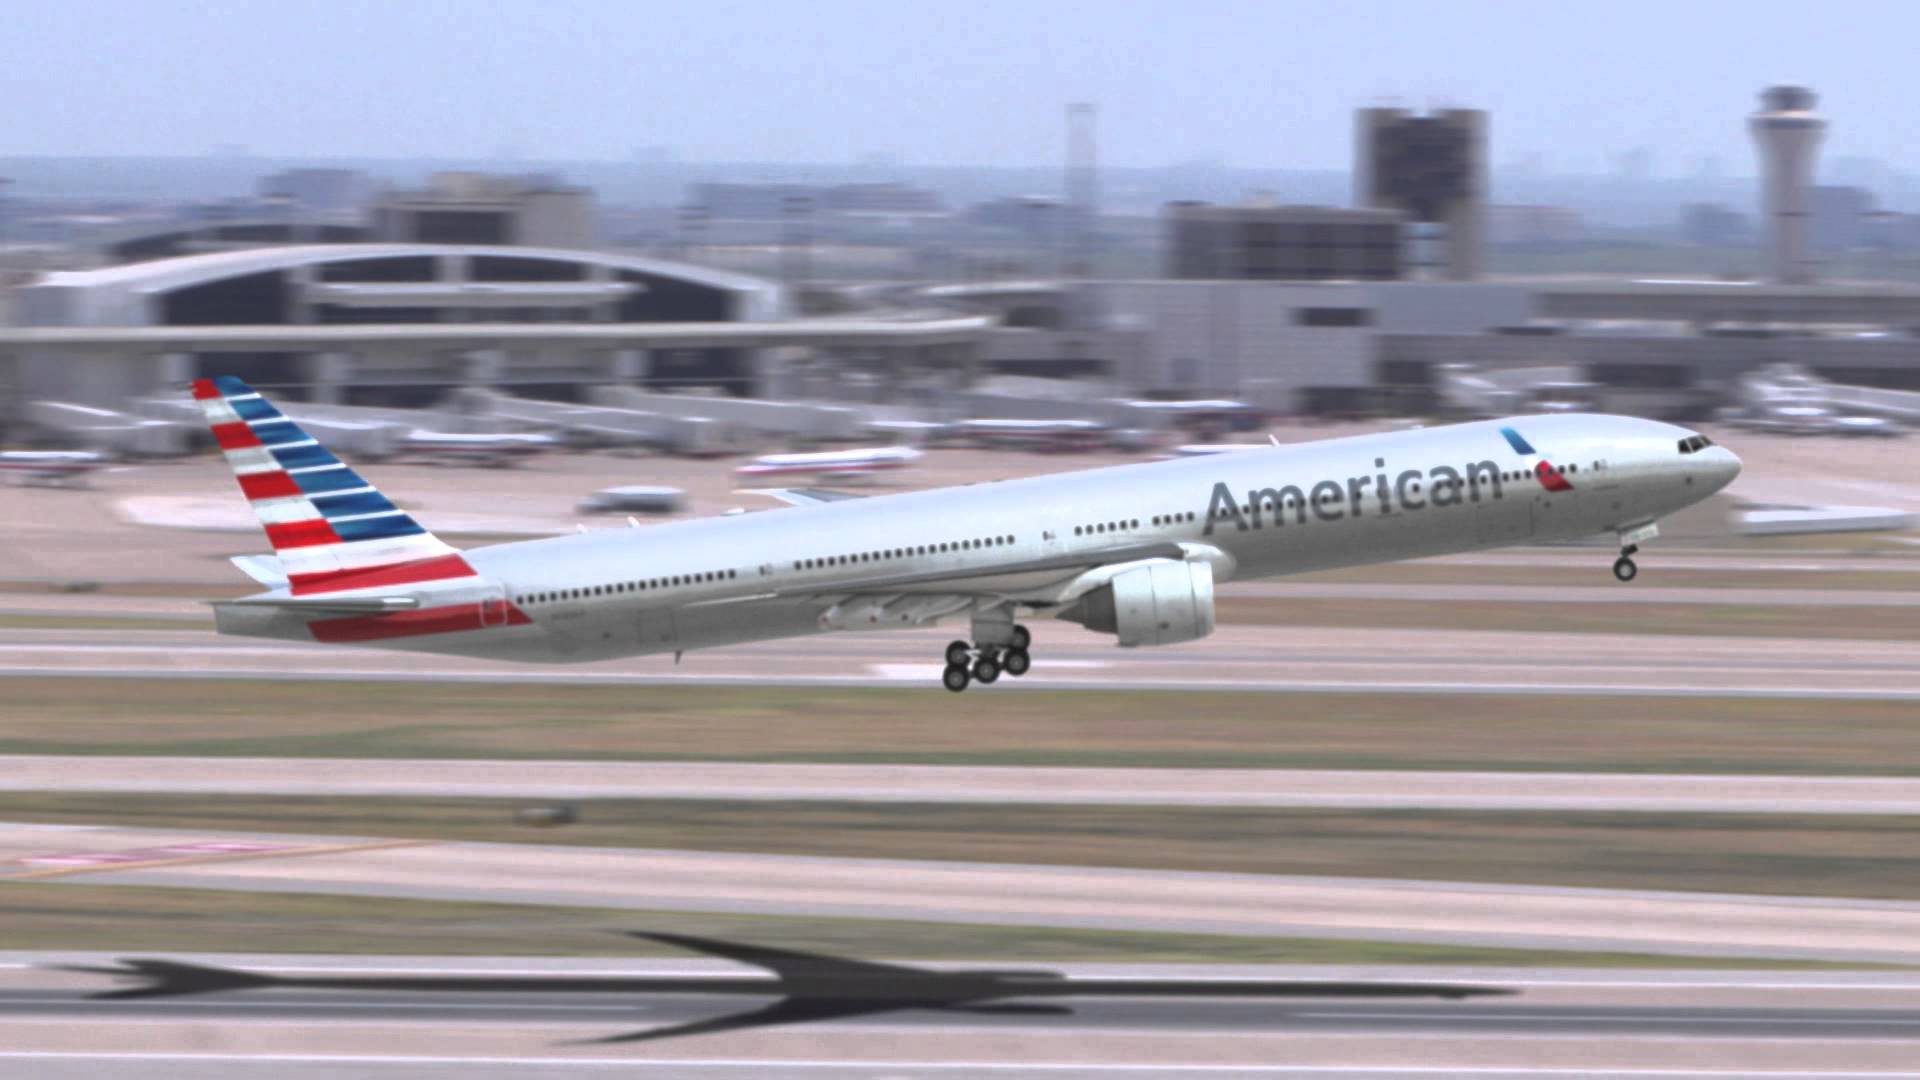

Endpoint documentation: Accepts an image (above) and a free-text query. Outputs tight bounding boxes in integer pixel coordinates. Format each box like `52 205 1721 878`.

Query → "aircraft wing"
738 487 869 507
770 541 1185 600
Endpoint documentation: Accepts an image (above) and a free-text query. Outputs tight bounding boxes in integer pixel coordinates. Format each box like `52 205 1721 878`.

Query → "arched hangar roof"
38 243 781 305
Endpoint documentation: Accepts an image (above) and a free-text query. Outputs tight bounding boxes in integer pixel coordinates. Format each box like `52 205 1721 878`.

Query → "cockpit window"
1677 435 1714 454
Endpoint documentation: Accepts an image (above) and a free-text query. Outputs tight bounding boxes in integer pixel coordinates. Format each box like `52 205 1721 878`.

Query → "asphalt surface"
4 960 1920 1078
3 624 1918 698
9 756 1920 814
11 825 1920 963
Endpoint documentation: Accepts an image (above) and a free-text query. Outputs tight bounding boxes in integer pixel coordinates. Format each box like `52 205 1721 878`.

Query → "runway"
2 959 1919 1077
2 624 1917 697
10 825 1920 962
10 755 1920 814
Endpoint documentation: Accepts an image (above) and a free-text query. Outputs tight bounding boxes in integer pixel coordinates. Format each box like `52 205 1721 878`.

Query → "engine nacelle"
1057 559 1215 647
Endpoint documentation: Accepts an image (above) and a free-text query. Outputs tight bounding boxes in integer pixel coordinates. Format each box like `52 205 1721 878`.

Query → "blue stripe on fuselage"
1499 427 1536 455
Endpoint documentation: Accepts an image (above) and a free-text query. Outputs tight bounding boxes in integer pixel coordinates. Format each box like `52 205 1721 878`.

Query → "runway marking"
0 1054 1916 1074
9 838 433 881
1301 1011 1920 1027
871 661 1111 679
4 665 1920 700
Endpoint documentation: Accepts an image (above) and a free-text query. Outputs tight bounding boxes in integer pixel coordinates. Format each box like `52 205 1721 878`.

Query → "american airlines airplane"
735 445 922 483
0 450 109 487
195 376 1741 692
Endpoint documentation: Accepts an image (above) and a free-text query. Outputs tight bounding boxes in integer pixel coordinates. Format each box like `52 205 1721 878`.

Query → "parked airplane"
396 429 555 467
194 377 1741 692
0 450 108 487
951 418 1111 452
735 445 922 483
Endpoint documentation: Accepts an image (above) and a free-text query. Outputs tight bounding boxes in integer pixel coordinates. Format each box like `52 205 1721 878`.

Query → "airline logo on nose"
1500 427 1574 492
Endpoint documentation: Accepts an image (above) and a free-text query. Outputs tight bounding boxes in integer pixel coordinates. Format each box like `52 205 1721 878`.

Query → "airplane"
67 931 1510 1043
734 445 922 483
0 450 109 487
950 418 1112 452
191 376 1741 693
395 429 555 468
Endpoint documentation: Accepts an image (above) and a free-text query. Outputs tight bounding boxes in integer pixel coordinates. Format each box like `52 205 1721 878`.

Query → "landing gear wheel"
1612 556 1638 583
942 664 971 693
1002 648 1031 677
945 640 973 667
972 655 1001 684
1009 624 1031 651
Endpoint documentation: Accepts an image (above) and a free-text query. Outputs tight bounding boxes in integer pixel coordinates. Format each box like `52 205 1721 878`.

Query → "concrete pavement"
9 756 1920 814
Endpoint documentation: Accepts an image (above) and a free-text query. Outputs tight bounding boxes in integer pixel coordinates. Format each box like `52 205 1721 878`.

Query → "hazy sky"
3 0 1913 173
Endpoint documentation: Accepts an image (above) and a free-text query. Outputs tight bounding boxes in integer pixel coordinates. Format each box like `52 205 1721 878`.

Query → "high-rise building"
1749 85 1826 284
1165 202 1406 281
1354 108 1487 280
371 173 597 249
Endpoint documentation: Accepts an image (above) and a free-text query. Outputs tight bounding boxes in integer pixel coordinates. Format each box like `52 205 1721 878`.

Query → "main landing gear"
1613 544 1640 583
942 624 1032 693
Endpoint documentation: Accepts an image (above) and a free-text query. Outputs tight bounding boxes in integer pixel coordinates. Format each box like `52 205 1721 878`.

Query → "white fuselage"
215 415 1741 662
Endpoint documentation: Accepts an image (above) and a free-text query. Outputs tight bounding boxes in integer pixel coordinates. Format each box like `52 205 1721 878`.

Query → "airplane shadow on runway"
64 931 1514 1043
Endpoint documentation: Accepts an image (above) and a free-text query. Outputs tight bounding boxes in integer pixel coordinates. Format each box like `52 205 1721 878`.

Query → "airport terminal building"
5 243 791 406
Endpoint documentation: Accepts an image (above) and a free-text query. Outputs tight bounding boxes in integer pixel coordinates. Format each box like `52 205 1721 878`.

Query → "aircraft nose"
1708 446 1742 492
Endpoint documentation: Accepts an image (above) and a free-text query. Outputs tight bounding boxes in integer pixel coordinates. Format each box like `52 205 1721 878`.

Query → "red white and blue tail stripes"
190 376 479 595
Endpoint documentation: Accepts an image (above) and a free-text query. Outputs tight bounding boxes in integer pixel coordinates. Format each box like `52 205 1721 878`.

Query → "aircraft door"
636 608 679 651
478 582 511 628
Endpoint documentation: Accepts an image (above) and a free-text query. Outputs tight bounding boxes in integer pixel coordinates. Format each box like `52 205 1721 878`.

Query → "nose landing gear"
941 624 1032 692
1613 543 1639 583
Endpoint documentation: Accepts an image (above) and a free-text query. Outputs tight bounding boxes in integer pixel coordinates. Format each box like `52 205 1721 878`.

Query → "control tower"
1749 86 1826 284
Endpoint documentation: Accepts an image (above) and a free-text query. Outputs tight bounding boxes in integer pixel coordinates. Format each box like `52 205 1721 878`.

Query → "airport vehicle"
577 485 687 515
951 418 1111 452
735 445 922 483
195 376 1740 692
396 429 555 467
0 450 108 486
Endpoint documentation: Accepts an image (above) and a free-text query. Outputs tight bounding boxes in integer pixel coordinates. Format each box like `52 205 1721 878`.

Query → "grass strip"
6 794 1920 902
0 881 1863 968
0 679 1916 775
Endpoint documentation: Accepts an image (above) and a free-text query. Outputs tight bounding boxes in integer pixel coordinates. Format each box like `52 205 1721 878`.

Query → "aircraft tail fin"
189 376 476 595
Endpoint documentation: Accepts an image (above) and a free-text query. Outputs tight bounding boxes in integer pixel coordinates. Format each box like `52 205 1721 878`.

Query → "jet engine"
1057 559 1215 647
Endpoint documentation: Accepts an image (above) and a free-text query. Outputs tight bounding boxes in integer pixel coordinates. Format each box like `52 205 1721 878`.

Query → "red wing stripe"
211 422 263 451
237 471 303 501
264 518 341 549
191 379 223 400
309 602 531 643
288 553 477 595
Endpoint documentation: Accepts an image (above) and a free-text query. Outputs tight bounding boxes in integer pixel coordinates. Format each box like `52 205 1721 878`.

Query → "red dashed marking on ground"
17 842 290 867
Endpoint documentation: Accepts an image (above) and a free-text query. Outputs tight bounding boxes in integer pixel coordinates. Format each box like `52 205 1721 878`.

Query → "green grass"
2 679 1918 775
0 881 1863 967
8 794 1920 902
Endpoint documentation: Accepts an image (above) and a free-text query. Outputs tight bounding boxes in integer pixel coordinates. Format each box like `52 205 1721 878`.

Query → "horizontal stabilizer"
228 554 288 587
214 595 421 615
